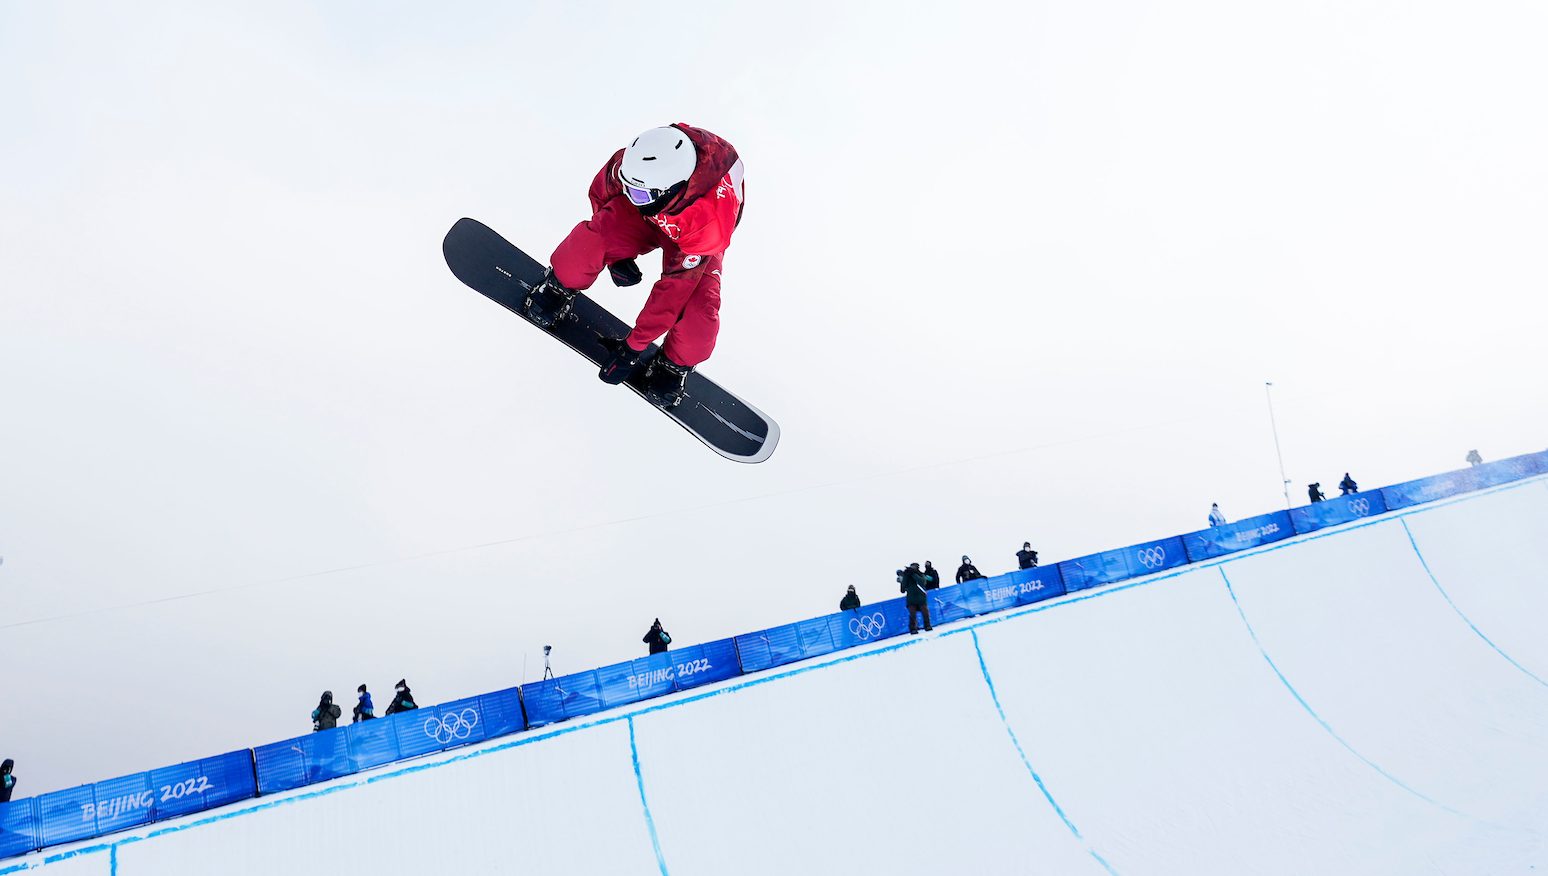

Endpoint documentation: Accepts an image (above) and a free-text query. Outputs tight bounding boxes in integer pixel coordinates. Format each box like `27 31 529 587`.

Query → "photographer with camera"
644 619 672 655
311 691 342 732
1 758 16 803
898 563 933 634
839 585 861 612
385 679 419 716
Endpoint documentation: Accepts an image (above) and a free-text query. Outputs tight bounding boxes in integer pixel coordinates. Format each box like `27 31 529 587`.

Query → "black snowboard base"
442 218 779 464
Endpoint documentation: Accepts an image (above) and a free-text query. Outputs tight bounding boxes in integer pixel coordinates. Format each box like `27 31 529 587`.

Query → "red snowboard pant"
550 198 722 367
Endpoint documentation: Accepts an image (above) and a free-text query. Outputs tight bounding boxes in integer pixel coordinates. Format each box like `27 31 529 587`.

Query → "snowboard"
442 218 780 464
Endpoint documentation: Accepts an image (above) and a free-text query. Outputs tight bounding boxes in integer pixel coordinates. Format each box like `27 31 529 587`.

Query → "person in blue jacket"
353 684 375 723
1 759 16 803
1338 473 1359 495
1208 503 1227 527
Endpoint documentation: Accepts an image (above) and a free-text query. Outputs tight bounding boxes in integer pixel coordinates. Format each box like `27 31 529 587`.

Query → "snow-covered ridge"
5 467 1547 873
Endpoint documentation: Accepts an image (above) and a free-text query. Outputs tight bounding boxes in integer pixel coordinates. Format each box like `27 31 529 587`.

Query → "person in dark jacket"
1339 473 1358 495
352 684 375 723
384 679 418 716
1 759 16 803
311 691 342 732
922 561 941 590
1308 483 1325 503
1016 542 1039 570
839 585 861 612
644 619 671 655
898 563 932 634
955 555 984 584
1466 449 1483 466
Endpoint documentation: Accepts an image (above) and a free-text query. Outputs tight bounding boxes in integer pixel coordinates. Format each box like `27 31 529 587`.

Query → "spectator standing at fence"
644 618 672 655
1466 449 1483 467
955 555 984 584
385 679 419 716
1308 483 1325 503
1339 473 1359 495
1016 542 1039 570
1208 503 1227 527
1 759 15 803
898 563 933 634
922 561 941 590
840 585 861 612
353 684 375 723
311 691 342 732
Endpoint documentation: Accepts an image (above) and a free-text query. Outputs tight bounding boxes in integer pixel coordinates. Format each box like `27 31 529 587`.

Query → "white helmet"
619 126 697 207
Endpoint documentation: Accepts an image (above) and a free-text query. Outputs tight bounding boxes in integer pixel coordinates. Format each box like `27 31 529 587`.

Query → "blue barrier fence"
522 639 741 728
2 448 1544 861
0 799 39 860
1289 490 1388 534
735 599 913 674
1382 452 1544 511
1058 536 1189 592
253 687 524 794
953 566 1067 616
0 750 256 857
1183 510 1295 562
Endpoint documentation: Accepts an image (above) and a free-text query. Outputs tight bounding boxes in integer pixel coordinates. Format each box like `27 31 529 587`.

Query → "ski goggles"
624 183 664 207
619 166 677 207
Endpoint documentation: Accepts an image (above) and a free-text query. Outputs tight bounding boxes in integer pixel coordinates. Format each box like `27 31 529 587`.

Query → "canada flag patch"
683 254 702 269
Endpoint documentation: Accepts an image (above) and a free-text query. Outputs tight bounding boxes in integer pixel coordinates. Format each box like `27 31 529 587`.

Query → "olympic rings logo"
849 612 886 640
1349 498 1371 516
424 707 480 744
1136 546 1167 569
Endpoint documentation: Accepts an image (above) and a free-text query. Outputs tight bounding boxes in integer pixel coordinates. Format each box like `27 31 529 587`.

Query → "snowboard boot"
525 270 578 329
642 355 693 408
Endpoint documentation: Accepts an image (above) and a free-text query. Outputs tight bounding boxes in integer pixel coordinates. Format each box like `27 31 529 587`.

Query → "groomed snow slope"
11 478 1548 875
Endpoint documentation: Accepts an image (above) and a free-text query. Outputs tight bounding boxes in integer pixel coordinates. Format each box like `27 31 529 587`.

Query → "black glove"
598 338 643 385
609 259 643 287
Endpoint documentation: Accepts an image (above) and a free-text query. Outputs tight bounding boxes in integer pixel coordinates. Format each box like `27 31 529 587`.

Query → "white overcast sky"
3 0 1546 794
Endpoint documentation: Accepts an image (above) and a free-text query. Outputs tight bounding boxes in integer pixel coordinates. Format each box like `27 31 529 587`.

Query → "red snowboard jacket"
587 123 745 256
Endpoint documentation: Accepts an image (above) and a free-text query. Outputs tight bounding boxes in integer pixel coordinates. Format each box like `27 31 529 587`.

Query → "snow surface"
9 478 1547 875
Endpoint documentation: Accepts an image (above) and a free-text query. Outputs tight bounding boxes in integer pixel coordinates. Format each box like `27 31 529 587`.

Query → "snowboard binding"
525 269 578 329
641 355 693 408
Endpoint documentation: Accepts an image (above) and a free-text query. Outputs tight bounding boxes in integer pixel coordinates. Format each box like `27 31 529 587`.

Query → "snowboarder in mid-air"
525 123 746 407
